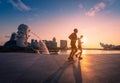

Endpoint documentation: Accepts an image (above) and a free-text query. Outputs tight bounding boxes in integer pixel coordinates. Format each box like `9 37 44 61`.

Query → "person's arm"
68 33 73 39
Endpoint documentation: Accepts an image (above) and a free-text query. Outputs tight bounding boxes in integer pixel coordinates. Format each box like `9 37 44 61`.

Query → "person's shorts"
78 46 82 50
71 44 77 49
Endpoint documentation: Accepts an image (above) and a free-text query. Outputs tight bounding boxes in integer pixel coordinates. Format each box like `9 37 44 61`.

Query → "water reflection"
58 49 120 55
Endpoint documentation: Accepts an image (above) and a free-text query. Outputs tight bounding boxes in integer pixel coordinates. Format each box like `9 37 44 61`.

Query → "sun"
82 37 88 44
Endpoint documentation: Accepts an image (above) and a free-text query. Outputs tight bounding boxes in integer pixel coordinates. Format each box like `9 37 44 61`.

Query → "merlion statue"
16 24 30 47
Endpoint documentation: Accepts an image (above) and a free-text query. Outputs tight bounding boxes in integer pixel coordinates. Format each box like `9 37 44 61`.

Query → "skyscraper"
60 40 67 49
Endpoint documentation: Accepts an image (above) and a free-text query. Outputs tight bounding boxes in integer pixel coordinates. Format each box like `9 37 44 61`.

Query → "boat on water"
100 42 120 50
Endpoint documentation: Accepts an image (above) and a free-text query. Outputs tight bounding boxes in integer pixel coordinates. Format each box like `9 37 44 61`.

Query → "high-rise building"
60 40 67 49
53 37 56 42
43 37 57 49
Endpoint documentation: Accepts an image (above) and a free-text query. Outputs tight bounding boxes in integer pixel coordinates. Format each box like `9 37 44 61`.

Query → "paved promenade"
0 53 120 83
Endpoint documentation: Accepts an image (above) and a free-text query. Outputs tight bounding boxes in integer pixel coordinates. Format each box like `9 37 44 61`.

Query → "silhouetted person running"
75 35 83 60
68 28 78 61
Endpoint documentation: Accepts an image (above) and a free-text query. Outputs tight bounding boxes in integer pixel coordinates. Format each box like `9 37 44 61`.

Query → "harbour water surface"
59 50 120 55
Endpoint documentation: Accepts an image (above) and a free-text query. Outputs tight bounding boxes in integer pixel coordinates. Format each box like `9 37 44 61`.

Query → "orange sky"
28 13 120 48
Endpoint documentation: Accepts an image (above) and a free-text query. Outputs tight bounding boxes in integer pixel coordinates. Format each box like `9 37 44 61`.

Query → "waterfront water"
58 49 120 55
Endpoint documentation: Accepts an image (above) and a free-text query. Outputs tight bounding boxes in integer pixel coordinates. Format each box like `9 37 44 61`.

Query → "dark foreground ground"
0 53 120 83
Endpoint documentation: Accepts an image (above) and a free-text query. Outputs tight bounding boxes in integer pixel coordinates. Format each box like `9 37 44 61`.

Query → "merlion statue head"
16 24 30 47
17 24 30 37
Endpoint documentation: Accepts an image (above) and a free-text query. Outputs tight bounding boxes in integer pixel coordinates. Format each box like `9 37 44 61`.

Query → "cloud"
9 0 31 11
86 2 106 16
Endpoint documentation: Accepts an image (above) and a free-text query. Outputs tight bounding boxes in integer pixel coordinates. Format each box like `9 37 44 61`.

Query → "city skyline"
0 0 120 48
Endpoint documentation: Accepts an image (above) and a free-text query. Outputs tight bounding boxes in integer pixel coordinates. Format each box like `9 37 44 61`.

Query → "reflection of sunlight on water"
83 50 120 54
82 50 86 55
59 49 120 55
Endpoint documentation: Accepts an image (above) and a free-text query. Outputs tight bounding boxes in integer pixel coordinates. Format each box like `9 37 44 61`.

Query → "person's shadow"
72 60 82 83
43 59 82 83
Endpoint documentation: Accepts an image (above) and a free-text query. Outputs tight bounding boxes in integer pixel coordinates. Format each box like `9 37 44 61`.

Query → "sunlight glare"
82 37 88 44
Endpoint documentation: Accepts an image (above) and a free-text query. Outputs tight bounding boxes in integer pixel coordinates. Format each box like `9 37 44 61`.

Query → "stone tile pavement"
0 53 120 83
